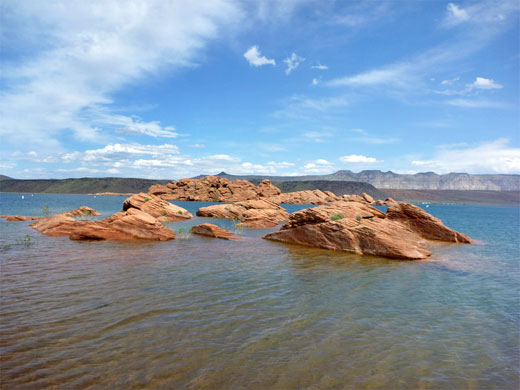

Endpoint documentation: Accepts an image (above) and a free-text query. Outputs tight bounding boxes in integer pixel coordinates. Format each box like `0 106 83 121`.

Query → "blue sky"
1 0 519 179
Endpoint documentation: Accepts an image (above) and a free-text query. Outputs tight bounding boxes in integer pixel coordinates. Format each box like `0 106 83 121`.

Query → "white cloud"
441 77 460 85
312 78 319 85
351 128 367 134
315 159 331 165
303 131 332 143
0 0 241 151
283 52 305 75
312 64 328 70
411 138 520 174
468 77 503 90
326 65 412 88
267 161 294 168
446 98 511 108
339 155 380 163
243 45 276 67
189 144 205 148
61 143 180 164
445 3 470 25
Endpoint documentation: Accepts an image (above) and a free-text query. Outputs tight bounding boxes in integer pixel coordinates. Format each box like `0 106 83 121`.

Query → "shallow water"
0 193 519 389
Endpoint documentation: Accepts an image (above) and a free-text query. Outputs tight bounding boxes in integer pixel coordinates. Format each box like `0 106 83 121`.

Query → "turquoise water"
0 193 519 389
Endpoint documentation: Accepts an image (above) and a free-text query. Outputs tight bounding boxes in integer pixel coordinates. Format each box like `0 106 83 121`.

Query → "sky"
0 0 519 179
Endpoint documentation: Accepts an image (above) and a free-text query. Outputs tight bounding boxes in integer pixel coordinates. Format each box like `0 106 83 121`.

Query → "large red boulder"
263 201 473 260
148 176 282 202
191 223 237 240
123 193 192 221
196 199 289 228
31 208 176 241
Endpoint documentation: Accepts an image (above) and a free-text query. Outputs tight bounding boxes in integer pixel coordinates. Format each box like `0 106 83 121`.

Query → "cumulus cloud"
339 155 380 163
243 45 276 66
283 52 305 75
411 138 520 174
468 77 503 90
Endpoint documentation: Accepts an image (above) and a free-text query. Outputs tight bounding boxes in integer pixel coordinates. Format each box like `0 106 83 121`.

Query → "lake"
1 193 519 389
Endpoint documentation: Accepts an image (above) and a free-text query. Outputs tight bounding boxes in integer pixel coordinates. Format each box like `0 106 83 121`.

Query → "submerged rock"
196 199 289 228
263 201 473 260
191 223 237 240
149 176 281 202
122 192 192 222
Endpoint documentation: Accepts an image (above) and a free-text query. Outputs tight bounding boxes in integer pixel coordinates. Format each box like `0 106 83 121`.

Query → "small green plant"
331 213 345 221
369 217 374 222
175 227 191 239
177 210 183 215
144 197 150 202
161 211 167 216
231 217 244 235
41 204 50 217
356 214 362 222
16 234 32 247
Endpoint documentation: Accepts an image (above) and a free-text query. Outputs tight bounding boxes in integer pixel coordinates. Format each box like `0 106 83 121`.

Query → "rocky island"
2 176 473 259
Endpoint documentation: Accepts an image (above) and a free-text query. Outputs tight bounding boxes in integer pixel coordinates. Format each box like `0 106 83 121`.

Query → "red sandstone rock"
268 190 340 205
196 199 289 228
1 215 44 221
362 193 375 203
387 202 474 243
191 223 237 240
123 193 192 221
2 206 100 222
32 208 176 241
375 197 400 206
341 194 367 203
149 176 281 202
263 201 473 260
63 206 100 217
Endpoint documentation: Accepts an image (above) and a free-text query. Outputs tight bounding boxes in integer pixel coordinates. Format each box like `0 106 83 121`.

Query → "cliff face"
204 171 520 191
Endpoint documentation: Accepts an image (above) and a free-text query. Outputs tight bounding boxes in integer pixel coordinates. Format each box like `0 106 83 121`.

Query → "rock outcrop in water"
263 201 473 260
191 223 237 240
31 208 176 241
149 176 281 202
2 206 100 222
196 199 289 228
122 193 192 222
386 203 473 243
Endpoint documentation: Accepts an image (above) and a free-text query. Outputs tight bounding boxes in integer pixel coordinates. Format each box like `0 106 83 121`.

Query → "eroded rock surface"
268 190 340 205
2 215 44 222
191 223 237 240
149 176 281 202
196 199 289 228
263 201 473 260
31 208 176 241
123 193 192 221
2 206 100 222
387 203 474 243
